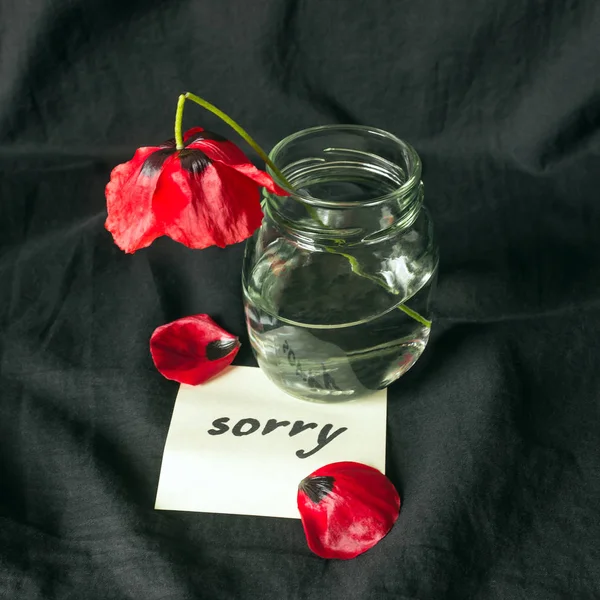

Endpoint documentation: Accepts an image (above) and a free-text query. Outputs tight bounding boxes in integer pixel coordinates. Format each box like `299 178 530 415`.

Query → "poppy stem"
174 92 431 330
174 94 186 150
182 92 292 188
326 248 432 328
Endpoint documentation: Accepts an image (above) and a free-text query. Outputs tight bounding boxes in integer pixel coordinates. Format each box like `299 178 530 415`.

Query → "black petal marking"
206 338 239 361
299 476 335 504
185 130 228 145
140 148 176 176
179 149 212 175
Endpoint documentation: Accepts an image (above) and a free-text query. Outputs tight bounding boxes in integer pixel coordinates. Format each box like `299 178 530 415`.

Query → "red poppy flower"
150 314 240 385
297 462 401 560
105 127 288 253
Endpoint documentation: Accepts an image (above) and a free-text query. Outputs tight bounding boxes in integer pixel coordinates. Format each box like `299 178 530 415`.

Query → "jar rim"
267 124 422 208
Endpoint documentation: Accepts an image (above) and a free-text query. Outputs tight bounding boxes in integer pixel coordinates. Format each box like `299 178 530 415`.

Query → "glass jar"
242 125 438 402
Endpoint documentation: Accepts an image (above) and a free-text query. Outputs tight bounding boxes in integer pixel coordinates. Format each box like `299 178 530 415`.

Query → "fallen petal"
150 314 240 385
297 461 401 560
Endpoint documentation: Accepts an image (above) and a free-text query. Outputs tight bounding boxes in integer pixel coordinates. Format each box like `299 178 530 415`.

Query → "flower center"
140 130 227 177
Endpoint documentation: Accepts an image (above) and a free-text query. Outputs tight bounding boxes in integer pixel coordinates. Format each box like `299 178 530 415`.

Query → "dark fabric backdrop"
1 0 599 598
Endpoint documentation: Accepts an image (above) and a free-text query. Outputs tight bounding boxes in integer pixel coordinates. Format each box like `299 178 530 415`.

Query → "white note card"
155 366 387 519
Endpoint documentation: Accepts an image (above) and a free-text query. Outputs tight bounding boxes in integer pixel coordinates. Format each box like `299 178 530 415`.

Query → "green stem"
183 92 291 187
174 91 431 330
397 303 432 328
179 94 327 230
174 94 186 150
330 249 432 328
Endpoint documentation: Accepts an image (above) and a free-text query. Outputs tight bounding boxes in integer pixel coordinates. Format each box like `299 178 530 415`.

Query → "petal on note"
297 462 401 560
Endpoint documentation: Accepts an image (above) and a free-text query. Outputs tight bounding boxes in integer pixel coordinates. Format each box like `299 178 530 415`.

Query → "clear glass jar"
242 125 438 402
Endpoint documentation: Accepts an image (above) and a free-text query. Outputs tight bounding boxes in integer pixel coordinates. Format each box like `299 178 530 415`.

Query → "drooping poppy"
297 462 401 560
150 314 240 385
105 127 288 253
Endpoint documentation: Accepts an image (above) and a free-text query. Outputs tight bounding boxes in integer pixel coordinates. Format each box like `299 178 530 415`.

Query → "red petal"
105 146 166 253
297 462 401 560
150 314 240 385
187 137 289 196
183 127 205 143
152 156 264 249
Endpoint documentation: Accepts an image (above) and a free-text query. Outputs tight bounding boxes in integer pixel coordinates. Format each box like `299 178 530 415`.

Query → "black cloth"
1 1 600 598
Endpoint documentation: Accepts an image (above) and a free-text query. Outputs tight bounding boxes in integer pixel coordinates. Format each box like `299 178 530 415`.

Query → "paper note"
155 366 387 519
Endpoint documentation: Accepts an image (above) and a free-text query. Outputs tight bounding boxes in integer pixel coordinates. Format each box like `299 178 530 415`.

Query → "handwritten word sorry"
208 417 348 459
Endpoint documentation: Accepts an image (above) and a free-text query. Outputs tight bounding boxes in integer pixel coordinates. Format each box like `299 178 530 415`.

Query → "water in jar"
244 248 436 402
